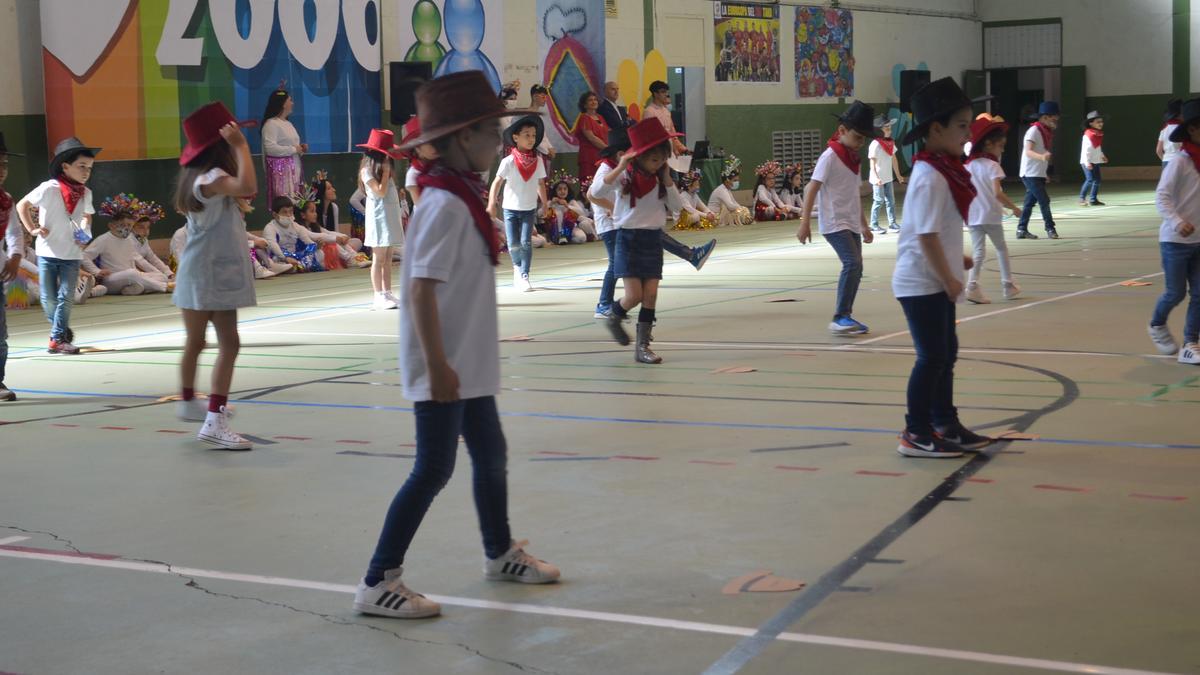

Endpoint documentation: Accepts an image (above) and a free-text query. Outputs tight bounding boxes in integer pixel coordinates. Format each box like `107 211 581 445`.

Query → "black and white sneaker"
484 540 560 584
353 567 441 619
896 430 964 458
0 383 15 401
934 422 993 451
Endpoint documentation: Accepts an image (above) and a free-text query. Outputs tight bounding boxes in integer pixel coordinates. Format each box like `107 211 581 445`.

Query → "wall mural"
40 0 383 160
794 5 854 99
395 0 504 92
713 2 780 84
537 0 606 150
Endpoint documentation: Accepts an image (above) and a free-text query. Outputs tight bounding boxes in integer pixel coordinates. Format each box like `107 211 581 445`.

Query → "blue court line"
10 387 1200 451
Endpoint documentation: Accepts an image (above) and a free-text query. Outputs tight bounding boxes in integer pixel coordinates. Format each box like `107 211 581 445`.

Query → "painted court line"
0 537 30 546
0 546 1177 675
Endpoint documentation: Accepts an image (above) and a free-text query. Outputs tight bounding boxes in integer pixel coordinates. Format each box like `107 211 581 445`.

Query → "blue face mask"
731 180 740 190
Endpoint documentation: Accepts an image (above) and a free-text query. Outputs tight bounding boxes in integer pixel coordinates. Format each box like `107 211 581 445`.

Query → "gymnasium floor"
1 182 1197 675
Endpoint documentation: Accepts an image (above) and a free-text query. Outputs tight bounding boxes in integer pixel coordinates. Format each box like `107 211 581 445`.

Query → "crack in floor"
1 525 556 675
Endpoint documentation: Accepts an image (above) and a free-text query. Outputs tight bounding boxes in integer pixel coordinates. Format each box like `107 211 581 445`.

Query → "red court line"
689 460 736 466
336 439 371 445
775 465 819 472
856 470 907 477
612 455 659 461
1129 493 1188 502
274 435 311 441
0 545 119 560
156 429 189 434
964 477 995 484
1033 484 1092 493
100 426 132 431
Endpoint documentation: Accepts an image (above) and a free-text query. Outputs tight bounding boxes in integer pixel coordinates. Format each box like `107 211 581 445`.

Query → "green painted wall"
0 114 49 201
1084 94 1195 168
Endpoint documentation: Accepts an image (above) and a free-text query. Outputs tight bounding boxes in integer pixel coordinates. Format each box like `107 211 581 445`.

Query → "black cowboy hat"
49 136 102 178
599 126 631 158
901 77 992 145
1168 98 1200 143
0 131 25 157
831 101 877 138
503 114 545 150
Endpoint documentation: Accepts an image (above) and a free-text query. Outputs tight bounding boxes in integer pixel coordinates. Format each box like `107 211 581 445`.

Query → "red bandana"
915 151 977 221
1033 121 1054 151
622 165 664 207
876 138 896 156
0 188 11 237
416 162 500 266
510 147 539 182
1085 128 1104 148
409 158 430 174
1181 141 1200 175
58 177 86 215
827 136 860 174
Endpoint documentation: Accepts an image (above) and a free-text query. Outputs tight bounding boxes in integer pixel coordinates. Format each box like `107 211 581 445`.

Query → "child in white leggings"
965 114 1022 304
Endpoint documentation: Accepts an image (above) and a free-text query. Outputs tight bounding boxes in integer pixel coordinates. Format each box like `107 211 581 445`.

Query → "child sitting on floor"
82 210 172 295
707 156 753 225
779 164 807 213
262 196 323 272
753 161 793 221
546 172 593 244
672 171 717 230
295 182 370 268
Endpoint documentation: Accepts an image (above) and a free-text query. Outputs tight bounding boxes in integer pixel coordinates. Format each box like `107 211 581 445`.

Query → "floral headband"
99 193 165 222
550 169 579 187
675 169 702 189
754 160 783 178
289 183 318 212
721 154 742 178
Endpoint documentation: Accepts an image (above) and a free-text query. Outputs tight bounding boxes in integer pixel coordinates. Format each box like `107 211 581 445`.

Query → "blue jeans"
870 182 897 229
366 396 512 579
1151 242 1200 344
825 230 863 320
0 285 7 383
38 256 80 341
1018 177 1055 233
598 230 618 312
661 232 693 262
503 209 534 276
898 293 959 435
1080 164 1101 202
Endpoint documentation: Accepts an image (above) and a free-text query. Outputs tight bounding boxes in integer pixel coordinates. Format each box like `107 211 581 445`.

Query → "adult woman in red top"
574 92 609 184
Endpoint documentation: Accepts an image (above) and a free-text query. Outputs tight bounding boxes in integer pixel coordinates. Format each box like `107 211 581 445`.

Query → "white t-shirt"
1158 125 1181 163
1156 154 1200 245
405 166 421 189
261 117 302 158
867 140 895 184
591 170 682 231
809 147 863 235
135 236 173 276
707 183 742 213
1 205 23 269
82 231 149 273
966 157 1006 226
892 160 965 300
1019 125 1049 178
263 218 316 252
495 154 546 211
25 179 94 260
1080 133 1105 165
588 161 617 235
399 188 500 402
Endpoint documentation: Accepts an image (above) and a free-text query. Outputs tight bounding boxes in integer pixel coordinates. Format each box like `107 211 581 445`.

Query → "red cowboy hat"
969 113 1009 148
357 128 403 159
623 117 683 159
179 101 258 167
397 116 422 159
399 71 535 151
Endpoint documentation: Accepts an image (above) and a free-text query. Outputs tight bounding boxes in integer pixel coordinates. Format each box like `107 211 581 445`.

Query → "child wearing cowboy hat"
892 77 995 458
798 100 877 336
1017 100 1061 239
867 115 906 234
1148 97 1200 364
965 113 1023 304
1078 111 1108 206
355 71 560 622
488 114 549 292
357 128 406 310
0 132 26 400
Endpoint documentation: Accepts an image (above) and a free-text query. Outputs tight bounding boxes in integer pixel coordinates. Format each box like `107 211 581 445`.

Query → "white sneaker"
1149 324 1178 355
521 274 534 292
372 293 398 310
384 291 401 305
177 398 235 422
965 283 991 304
484 540 560 584
197 409 252 450
75 275 95 304
1179 342 1200 365
1002 281 1021 300
254 264 276 280
512 266 522 289
353 568 441 619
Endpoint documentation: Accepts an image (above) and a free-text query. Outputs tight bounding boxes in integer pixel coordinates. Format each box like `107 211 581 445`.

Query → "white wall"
0 0 44 115
978 0 1173 97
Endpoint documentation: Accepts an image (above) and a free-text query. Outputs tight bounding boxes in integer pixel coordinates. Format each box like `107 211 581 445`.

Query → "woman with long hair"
261 86 307 206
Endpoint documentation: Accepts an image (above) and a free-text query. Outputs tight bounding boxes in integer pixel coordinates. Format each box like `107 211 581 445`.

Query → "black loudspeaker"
389 61 433 124
898 70 932 113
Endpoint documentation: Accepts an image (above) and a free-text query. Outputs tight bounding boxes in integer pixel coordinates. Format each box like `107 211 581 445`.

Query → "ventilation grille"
772 129 823 180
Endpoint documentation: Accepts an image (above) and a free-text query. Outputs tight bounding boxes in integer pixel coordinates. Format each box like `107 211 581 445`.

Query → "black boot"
635 322 662 364
606 314 630 345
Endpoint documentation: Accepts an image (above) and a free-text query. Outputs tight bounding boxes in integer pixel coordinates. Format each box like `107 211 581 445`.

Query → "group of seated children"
753 160 806 221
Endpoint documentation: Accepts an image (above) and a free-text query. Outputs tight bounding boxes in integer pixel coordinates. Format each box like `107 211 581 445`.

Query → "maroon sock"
207 394 228 413
182 388 196 402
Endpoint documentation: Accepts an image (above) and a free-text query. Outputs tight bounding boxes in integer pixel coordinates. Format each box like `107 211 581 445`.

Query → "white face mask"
278 216 294 226
731 181 740 190
113 226 132 238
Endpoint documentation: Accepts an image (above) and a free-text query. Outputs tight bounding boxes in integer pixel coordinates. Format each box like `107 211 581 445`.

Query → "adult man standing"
598 81 630 130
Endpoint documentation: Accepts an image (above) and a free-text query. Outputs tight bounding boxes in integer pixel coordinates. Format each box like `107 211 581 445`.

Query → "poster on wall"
794 5 854 98
713 2 780 84
394 0 505 94
40 0 383 161
537 0 606 150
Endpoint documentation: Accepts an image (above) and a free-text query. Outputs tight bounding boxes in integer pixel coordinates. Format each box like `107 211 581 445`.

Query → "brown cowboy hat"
399 71 535 151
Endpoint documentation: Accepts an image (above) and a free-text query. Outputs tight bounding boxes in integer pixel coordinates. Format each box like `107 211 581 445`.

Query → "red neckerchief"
1181 141 1200 175
915 151 977 221
416 162 500 266
876 138 896 156
1032 121 1054 150
827 136 860 174
1162 118 1182 130
0 188 11 237
409 158 430 173
1084 128 1104 148
622 164 664 207
58 177 86 215
510 147 539 182
598 157 617 169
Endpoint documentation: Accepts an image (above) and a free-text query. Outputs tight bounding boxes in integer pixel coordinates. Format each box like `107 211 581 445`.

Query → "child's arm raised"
202 124 256 199
409 277 460 402
366 163 391 199
917 233 964 299
993 178 1022 218
797 179 821 244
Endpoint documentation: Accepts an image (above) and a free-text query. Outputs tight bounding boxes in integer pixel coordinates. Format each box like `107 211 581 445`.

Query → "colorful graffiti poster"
40 0 383 161
794 5 854 98
395 0 505 93
537 0 606 149
713 2 780 83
